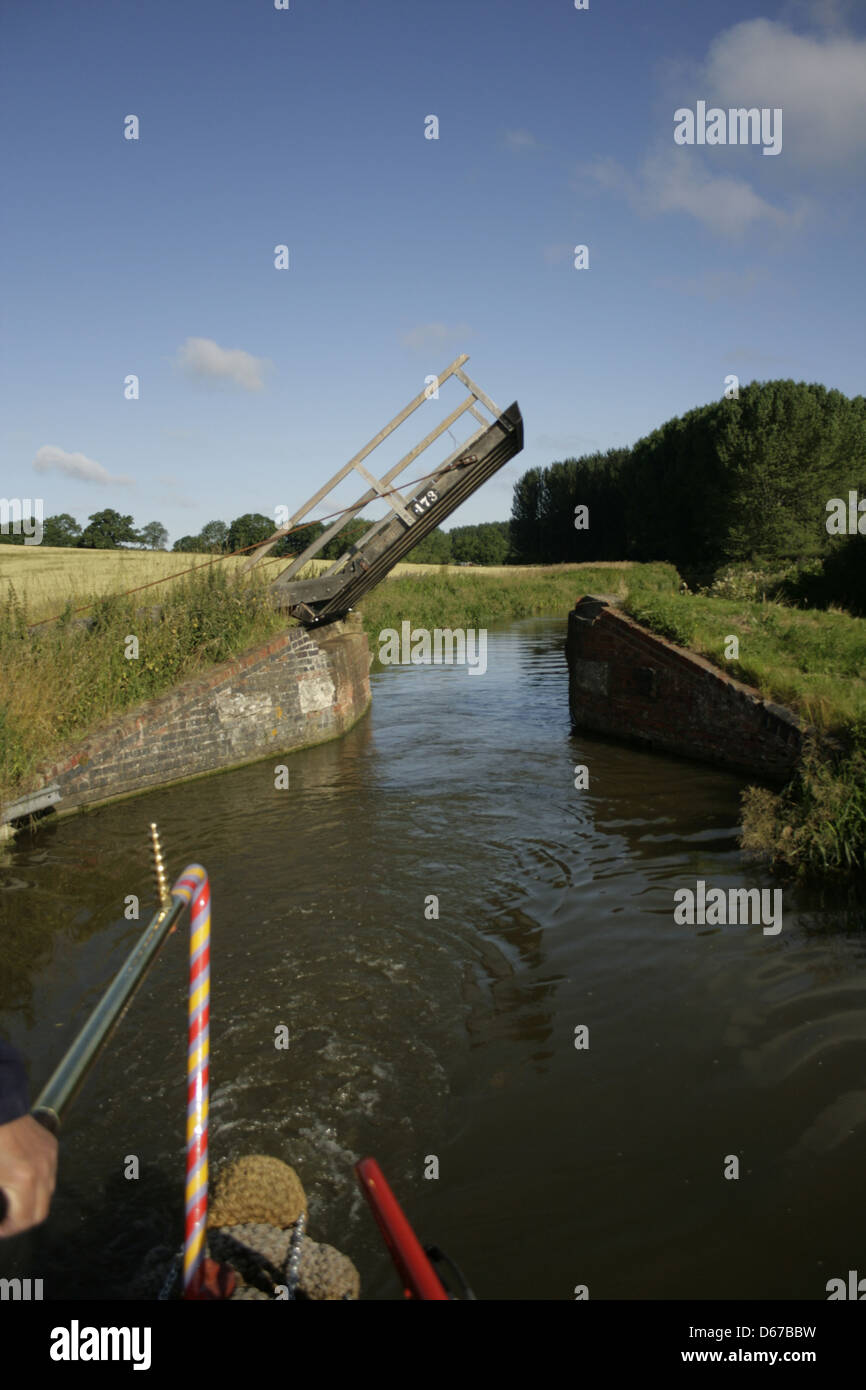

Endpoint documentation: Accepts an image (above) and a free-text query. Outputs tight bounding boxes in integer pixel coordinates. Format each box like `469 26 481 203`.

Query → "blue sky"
2 0 864 545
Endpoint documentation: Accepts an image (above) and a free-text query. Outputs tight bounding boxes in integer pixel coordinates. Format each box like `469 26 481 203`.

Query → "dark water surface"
2 617 866 1300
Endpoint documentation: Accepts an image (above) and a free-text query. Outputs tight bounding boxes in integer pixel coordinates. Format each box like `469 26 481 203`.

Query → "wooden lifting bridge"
244 354 523 625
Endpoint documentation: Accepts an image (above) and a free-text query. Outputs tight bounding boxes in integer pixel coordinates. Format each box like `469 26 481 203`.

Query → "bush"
779 536 866 616
741 734 866 875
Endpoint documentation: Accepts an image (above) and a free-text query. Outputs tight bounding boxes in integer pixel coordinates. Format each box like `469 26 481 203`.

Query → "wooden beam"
271 393 478 582
320 417 492 577
453 367 502 421
243 354 470 570
352 460 415 525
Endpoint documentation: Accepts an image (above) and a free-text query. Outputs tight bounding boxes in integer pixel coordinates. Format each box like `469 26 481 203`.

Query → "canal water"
1 617 865 1300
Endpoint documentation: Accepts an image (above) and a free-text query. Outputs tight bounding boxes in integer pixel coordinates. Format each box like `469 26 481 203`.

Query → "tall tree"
77 509 139 549
42 513 82 547
198 520 229 552
620 381 866 573
510 467 545 562
139 521 169 550
226 512 275 554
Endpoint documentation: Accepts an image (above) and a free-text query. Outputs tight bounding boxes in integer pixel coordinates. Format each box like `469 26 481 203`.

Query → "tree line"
174 514 512 565
0 510 169 550
510 380 866 580
1 506 512 566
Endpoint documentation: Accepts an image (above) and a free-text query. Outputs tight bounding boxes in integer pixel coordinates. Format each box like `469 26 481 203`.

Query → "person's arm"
0 1040 58 1237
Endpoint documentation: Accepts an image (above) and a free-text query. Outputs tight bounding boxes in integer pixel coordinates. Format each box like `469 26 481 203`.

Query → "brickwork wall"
565 596 805 782
2 617 371 827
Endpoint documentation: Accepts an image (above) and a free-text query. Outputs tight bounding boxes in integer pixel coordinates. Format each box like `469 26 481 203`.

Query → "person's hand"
0 1115 58 1236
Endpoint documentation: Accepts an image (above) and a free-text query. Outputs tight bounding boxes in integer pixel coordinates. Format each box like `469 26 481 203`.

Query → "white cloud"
175 337 271 391
32 446 132 486
504 129 540 152
703 19 866 166
400 322 472 352
580 150 802 238
576 13 864 240
645 151 801 236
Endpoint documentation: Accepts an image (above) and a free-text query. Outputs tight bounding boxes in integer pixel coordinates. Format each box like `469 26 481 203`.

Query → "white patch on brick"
215 688 273 746
299 674 336 713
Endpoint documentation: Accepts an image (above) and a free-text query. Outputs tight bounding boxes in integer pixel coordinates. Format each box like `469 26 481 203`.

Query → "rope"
284 1210 306 1300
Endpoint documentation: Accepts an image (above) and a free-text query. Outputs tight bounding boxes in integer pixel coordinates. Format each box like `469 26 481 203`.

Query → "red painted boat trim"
355 1158 448 1300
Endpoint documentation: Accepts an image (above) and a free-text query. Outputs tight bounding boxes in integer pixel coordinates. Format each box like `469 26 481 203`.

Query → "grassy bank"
620 583 866 735
0 566 286 808
616 575 866 877
739 739 866 875
357 562 638 645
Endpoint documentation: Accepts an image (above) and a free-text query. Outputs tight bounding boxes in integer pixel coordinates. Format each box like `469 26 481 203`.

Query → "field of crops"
0 546 623 621
0 547 318 621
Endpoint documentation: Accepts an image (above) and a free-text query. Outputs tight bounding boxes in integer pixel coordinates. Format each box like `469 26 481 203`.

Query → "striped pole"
171 864 211 1298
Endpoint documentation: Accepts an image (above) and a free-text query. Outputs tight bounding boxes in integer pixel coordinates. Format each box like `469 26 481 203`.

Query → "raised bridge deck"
245 355 523 626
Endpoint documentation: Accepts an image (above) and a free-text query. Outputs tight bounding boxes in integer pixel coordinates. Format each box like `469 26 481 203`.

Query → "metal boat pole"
31 824 184 1133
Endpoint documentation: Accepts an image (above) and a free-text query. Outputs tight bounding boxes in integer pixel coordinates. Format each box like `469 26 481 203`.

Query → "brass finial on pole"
150 822 170 907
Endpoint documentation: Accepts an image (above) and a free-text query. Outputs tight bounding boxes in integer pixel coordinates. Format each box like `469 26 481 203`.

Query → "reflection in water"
1 617 866 1300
